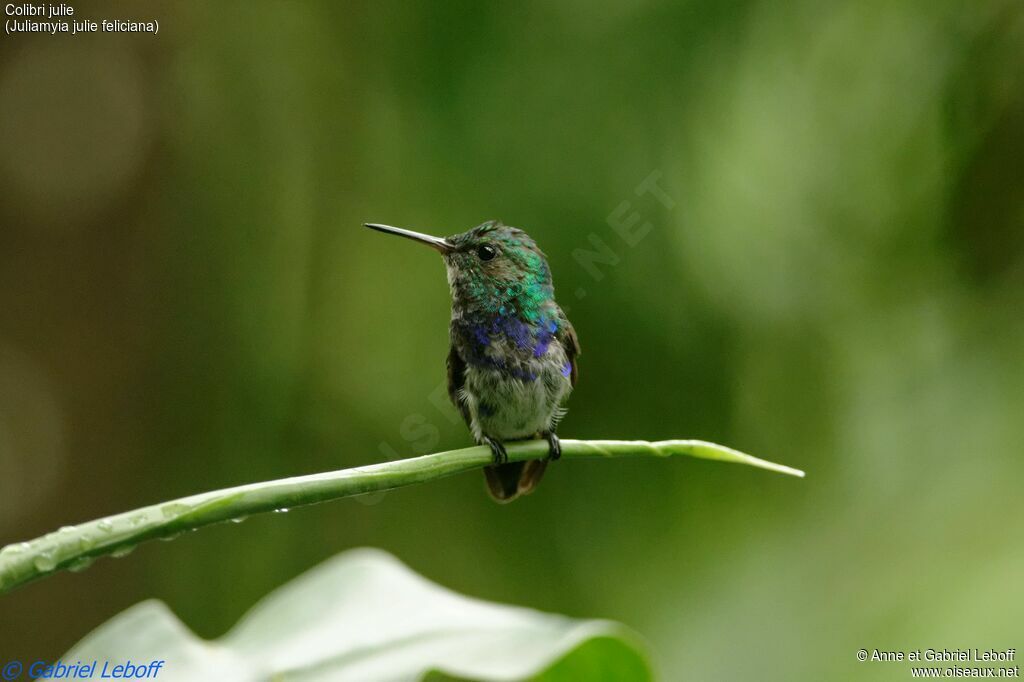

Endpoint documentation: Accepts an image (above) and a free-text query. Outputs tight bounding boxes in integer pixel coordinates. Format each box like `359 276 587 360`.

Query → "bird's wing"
446 344 472 428
558 318 581 387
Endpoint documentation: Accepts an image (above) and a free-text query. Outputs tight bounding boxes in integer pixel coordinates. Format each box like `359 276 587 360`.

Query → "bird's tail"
483 460 548 503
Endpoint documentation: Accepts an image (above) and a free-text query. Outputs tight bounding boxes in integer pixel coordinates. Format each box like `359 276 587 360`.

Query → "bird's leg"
483 436 508 465
542 431 561 461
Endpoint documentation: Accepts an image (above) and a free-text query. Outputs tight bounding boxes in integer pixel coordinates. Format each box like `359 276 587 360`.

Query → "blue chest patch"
462 314 561 382
468 315 559 356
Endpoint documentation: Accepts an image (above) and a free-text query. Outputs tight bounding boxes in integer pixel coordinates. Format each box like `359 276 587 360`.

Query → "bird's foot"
542 431 561 461
484 436 508 465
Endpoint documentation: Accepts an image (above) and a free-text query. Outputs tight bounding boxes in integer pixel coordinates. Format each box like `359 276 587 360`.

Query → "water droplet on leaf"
34 551 57 572
161 503 191 519
0 542 28 558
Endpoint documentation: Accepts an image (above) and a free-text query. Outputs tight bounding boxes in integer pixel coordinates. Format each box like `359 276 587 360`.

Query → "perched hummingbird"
366 220 580 502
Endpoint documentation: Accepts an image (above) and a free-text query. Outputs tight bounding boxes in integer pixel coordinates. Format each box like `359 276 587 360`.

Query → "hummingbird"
366 220 580 502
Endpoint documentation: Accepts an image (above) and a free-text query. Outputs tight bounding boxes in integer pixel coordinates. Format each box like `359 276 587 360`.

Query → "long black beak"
364 223 453 254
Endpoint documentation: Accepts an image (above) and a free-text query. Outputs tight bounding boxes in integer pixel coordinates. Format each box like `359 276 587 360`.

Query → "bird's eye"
476 244 497 261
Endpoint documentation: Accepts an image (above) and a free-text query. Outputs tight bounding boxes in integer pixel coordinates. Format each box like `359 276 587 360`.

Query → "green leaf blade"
0 438 802 596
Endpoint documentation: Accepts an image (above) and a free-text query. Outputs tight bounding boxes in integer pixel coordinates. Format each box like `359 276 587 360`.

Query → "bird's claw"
543 432 561 461
484 437 508 465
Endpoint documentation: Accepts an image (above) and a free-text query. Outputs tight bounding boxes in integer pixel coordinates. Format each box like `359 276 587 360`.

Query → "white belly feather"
461 343 572 442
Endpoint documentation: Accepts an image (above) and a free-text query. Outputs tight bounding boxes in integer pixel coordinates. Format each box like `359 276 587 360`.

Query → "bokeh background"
2 1 1023 678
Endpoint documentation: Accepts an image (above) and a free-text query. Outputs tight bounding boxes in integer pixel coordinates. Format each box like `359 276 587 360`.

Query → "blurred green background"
2 1 1023 678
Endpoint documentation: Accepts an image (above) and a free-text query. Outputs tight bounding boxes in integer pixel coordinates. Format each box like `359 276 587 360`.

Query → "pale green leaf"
66 548 653 682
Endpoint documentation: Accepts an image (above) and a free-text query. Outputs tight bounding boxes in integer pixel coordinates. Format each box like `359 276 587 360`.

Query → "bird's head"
365 220 555 322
